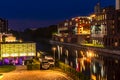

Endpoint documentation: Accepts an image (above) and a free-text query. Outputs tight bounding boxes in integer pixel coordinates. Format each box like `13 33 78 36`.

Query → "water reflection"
78 51 120 80
90 59 106 80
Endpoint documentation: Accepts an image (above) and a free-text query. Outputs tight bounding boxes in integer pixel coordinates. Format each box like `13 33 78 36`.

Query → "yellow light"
87 51 94 58
20 53 26 56
86 58 91 63
52 47 56 51
90 14 96 18
31 53 35 56
91 75 96 80
28 52 35 56
1 42 36 58
89 52 92 57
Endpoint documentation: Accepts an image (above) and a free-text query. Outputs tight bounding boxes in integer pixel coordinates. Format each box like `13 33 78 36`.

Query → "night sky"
0 0 115 31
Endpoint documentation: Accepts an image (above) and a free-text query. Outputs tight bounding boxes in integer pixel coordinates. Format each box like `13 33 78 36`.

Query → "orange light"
90 14 96 18
91 74 96 80
86 58 91 63
75 18 78 21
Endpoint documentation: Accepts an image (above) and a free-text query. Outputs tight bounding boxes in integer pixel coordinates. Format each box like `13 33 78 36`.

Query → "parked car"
41 59 50 70
45 56 55 66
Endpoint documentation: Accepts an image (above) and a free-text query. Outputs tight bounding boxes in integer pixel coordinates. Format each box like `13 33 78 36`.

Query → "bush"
24 59 33 65
27 63 40 70
0 65 16 72
57 61 89 80
27 58 40 70
27 64 32 70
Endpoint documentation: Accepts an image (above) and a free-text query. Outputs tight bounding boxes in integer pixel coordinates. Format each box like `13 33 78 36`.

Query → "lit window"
83 20 85 23
115 42 118 46
76 23 78 26
70 21 72 25
64 22 68 26
102 15 104 20
72 18 74 20
75 18 78 21
105 14 107 19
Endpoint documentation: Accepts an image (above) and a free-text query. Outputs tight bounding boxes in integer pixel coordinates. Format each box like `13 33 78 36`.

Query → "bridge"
50 40 120 80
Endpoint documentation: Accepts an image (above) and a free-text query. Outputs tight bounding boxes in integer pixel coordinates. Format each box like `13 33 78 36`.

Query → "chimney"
116 0 120 10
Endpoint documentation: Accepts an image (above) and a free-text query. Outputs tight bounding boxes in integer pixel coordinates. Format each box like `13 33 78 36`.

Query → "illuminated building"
103 0 120 48
53 16 91 44
90 5 115 45
0 33 13 42
0 42 36 65
5 35 16 42
0 18 8 33
0 18 36 65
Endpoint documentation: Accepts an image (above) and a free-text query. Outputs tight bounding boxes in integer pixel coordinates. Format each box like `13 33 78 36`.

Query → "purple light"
4 58 9 64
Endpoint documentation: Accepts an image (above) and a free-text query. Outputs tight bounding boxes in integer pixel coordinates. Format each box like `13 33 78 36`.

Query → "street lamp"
52 47 56 67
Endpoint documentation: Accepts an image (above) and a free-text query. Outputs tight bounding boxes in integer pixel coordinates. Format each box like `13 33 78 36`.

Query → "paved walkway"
1 65 73 80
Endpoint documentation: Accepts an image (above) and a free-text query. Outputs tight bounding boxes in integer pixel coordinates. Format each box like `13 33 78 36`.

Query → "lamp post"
52 47 56 67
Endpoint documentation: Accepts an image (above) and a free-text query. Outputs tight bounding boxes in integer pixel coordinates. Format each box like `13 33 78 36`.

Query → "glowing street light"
52 47 56 67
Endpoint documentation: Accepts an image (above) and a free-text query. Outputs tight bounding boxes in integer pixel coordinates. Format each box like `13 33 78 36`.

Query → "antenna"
98 0 101 6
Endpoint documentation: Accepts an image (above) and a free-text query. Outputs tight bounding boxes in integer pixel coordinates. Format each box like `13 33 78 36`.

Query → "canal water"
77 51 120 80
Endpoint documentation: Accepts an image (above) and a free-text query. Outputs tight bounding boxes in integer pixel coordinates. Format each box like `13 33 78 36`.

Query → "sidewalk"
50 67 79 80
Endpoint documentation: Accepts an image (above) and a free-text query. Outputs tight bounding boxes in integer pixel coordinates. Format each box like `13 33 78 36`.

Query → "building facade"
103 9 120 48
103 0 120 48
0 18 8 33
90 6 115 45
0 42 36 65
53 16 91 44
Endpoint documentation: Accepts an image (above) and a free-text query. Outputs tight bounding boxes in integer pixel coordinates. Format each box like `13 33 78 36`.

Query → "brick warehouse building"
103 0 120 49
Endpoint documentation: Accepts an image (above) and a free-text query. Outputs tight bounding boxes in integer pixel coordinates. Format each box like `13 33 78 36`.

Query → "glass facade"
0 42 36 58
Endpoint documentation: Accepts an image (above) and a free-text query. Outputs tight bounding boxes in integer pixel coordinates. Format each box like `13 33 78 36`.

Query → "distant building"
0 33 15 42
52 1 120 48
90 6 115 45
53 16 91 44
104 9 120 48
0 42 36 65
102 0 120 48
0 18 8 33
0 18 37 65
5 35 16 42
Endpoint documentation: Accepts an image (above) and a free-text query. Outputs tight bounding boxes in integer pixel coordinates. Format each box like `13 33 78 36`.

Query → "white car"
45 56 55 66
41 59 50 69
48 59 55 66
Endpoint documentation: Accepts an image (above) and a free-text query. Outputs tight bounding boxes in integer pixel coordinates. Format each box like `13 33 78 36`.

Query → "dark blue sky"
0 0 115 30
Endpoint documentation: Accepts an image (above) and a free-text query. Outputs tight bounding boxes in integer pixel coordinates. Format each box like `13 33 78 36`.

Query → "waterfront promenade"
50 40 120 55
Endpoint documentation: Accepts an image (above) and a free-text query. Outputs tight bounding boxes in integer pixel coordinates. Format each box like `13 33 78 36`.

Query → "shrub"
57 61 89 80
27 63 40 70
0 65 16 72
27 58 40 70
